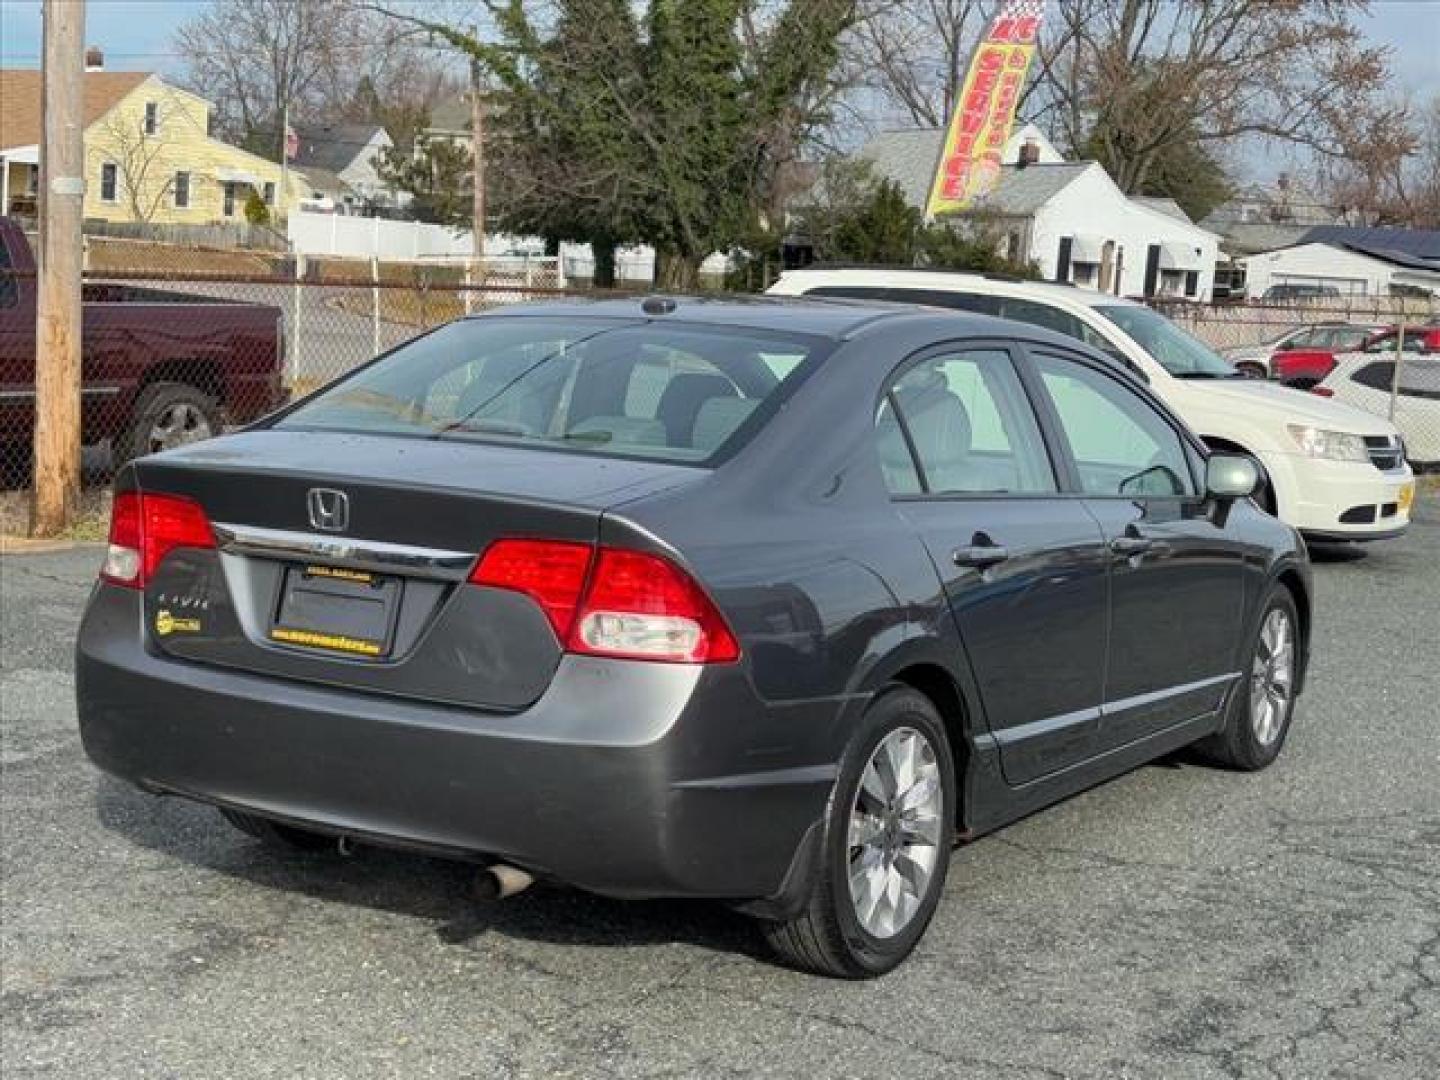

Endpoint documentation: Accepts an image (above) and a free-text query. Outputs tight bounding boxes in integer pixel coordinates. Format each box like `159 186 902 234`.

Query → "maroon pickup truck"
0 216 284 468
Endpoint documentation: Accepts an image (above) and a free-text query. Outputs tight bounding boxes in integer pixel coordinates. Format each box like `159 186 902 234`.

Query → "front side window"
99 163 118 202
144 102 158 135
277 318 819 464
222 182 236 217
174 171 190 208
1034 353 1196 498
1096 304 1238 379
263 181 276 206
877 349 1055 496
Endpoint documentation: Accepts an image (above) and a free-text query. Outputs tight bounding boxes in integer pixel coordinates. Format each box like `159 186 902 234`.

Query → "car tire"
116 382 221 465
1195 586 1301 771
762 686 955 978
219 808 335 851
1235 362 1267 379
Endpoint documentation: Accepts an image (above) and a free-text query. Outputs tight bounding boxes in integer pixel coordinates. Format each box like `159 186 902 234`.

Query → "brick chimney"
1017 138 1040 169
84 46 104 71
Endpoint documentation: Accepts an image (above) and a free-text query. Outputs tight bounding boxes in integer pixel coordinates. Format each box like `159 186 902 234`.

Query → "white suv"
768 268 1415 541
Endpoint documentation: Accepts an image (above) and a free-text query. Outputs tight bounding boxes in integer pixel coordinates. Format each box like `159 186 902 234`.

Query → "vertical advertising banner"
925 0 1046 218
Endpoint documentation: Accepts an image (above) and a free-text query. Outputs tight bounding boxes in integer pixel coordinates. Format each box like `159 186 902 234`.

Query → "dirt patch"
86 240 281 278
0 488 112 547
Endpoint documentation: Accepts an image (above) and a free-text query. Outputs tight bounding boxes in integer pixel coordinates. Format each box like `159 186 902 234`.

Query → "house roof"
856 129 944 208
856 128 1094 215
0 69 151 151
426 95 471 135
1131 196 1192 224
294 165 354 199
291 123 388 174
976 163 1093 215
1297 225 1440 272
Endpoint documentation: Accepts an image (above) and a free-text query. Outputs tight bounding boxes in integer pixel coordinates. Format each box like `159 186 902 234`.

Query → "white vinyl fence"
288 213 475 260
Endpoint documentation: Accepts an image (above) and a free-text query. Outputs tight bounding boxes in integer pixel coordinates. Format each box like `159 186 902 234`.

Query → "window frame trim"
1023 343 1206 500
874 337 1069 503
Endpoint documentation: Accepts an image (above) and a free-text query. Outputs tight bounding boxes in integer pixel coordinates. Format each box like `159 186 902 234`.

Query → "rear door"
1027 348 1246 752
879 343 1110 785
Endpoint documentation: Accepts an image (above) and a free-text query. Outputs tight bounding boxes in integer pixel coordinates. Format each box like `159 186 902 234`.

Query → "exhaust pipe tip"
473 863 534 902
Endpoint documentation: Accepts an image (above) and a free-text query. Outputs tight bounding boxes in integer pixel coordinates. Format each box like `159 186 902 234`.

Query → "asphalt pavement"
2 502 1437 1078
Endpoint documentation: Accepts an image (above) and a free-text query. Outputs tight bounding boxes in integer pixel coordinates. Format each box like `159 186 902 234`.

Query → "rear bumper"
1259 450 1413 540
76 585 840 900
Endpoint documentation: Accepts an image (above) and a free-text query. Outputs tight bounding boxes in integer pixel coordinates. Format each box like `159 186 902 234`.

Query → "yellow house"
0 66 308 224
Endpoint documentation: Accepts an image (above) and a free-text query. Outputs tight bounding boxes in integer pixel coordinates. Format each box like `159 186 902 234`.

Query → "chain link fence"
3 247 1438 535
1156 298 1440 468
0 237 620 533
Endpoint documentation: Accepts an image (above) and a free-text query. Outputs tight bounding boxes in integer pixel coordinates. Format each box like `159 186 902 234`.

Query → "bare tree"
1032 0 1410 194
843 0 996 130
172 0 442 156
93 111 176 224
1321 93 1440 228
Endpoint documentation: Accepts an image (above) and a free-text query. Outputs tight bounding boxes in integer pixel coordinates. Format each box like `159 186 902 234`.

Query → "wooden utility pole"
31 0 86 537
470 49 485 260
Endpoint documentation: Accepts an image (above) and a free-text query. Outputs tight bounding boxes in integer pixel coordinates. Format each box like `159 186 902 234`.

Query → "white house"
291 123 399 210
1240 230 1440 299
856 125 1221 301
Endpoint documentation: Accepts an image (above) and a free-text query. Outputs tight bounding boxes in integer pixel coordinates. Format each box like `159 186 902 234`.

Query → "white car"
1222 323 1385 378
1314 354 1440 466
768 268 1415 541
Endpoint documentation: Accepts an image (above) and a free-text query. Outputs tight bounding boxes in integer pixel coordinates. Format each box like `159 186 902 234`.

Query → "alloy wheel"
148 403 213 453
847 725 944 939
1250 608 1294 745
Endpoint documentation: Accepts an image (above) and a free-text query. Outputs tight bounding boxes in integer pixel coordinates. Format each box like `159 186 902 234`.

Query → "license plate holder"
269 565 402 659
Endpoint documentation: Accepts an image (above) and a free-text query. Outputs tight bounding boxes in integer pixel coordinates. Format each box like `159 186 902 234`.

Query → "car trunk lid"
129 431 701 711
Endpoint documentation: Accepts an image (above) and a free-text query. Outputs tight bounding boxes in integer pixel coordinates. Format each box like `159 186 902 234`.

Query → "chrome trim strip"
211 522 475 580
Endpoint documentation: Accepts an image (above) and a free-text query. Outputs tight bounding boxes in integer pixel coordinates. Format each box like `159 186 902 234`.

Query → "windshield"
276 317 820 464
1095 305 1239 378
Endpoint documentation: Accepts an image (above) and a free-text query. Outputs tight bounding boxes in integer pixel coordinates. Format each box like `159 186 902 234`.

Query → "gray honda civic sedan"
77 296 1311 977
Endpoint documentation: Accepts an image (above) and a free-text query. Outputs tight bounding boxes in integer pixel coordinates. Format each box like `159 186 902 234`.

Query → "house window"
144 102 158 136
174 171 190 209
222 181 237 217
100 162 118 203
1158 268 1186 296
1184 270 1199 298
263 181 275 206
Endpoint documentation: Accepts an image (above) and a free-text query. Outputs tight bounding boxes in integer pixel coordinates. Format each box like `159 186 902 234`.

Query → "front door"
879 344 1111 786
1029 349 1246 753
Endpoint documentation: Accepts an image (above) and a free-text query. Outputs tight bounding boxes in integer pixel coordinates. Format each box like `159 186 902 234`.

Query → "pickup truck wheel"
117 382 220 464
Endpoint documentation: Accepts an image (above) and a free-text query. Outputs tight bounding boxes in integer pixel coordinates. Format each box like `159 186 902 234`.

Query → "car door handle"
953 544 1011 568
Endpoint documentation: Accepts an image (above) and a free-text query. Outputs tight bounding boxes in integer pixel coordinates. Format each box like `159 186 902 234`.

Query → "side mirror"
1206 453 1261 500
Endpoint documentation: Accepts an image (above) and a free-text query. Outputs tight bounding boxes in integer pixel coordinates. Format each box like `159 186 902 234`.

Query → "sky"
1 0 1437 102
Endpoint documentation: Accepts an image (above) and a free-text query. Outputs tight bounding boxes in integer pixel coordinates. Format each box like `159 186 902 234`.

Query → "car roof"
465 292 1018 341
773 265 1145 312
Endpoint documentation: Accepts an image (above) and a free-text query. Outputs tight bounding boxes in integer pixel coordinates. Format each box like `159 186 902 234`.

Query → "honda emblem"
306 488 349 533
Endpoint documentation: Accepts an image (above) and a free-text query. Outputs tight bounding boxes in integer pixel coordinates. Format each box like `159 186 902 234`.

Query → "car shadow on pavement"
93 776 770 963
1304 542 1369 564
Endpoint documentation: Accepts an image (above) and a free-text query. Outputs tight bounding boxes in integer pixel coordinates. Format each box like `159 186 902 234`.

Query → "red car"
0 216 285 470
1271 325 1440 388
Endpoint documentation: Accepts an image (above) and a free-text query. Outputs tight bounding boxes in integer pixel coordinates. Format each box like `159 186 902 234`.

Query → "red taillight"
100 491 216 588
1310 386 1335 398
470 539 594 639
470 539 739 664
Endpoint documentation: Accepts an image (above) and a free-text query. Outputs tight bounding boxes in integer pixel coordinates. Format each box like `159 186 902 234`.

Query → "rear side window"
1353 359 1440 399
878 349 1055 496
1033 353 1196 497
278 318 819 464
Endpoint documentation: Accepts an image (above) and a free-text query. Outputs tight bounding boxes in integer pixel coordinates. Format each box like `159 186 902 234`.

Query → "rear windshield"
275 317 820 464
